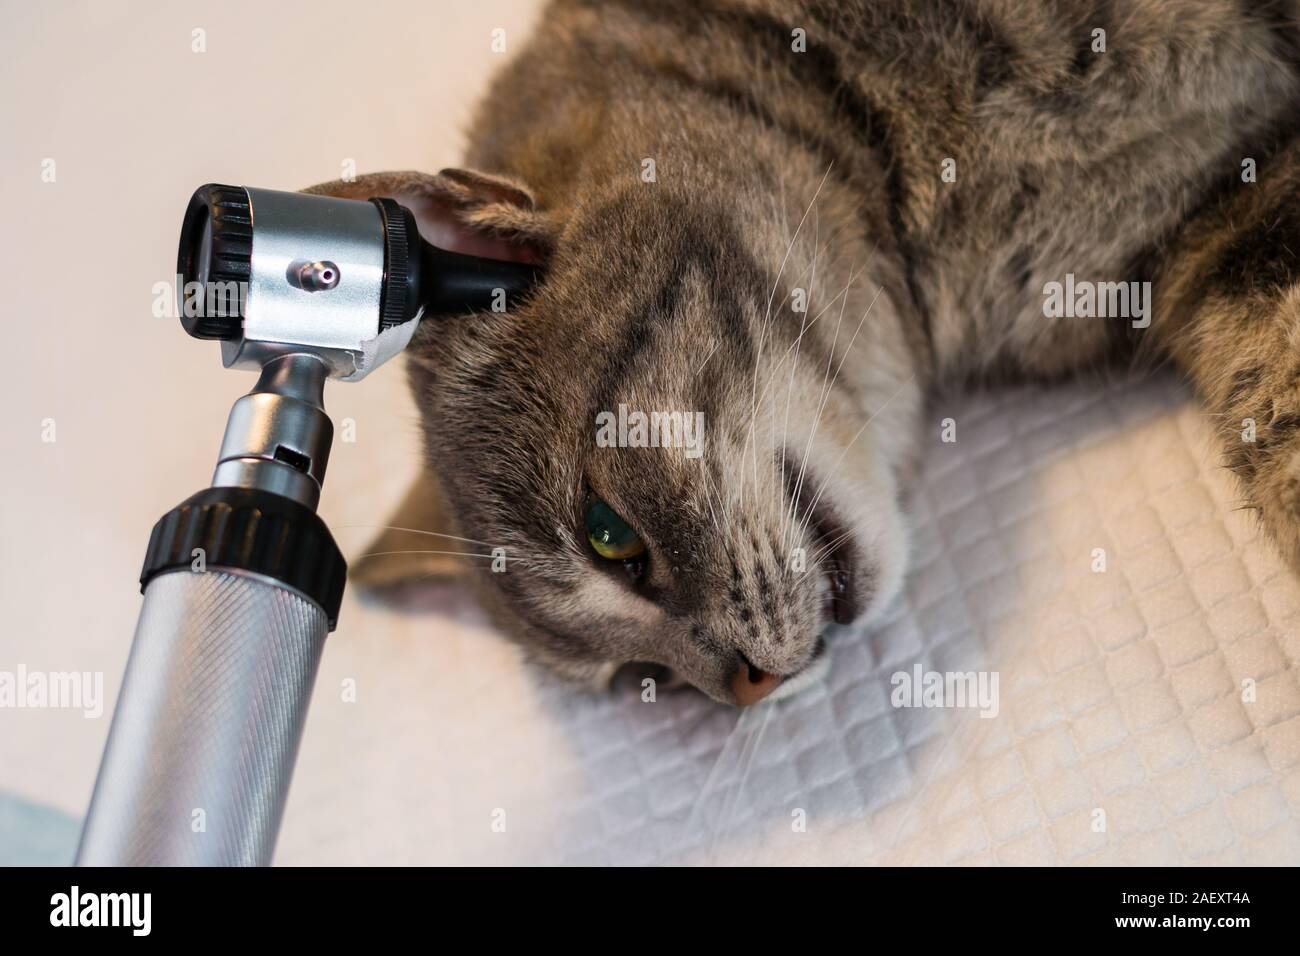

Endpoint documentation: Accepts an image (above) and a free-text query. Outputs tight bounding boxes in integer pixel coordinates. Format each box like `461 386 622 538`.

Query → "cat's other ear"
350 468 468 593
303 168 555 265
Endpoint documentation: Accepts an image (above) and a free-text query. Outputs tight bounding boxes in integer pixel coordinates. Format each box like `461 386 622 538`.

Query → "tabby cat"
310 0 1300 705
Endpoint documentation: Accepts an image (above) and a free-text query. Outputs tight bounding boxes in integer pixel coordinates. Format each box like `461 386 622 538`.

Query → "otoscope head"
177 183 539 381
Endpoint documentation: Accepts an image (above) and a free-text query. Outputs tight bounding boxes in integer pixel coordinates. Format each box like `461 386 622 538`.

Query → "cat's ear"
349 469 469 592
302 168 555 265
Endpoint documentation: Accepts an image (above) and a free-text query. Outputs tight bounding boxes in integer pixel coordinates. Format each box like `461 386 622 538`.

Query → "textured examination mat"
274 372 1300 865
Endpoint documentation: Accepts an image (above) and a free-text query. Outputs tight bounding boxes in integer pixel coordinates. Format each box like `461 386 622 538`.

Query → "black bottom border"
0 866 1286 942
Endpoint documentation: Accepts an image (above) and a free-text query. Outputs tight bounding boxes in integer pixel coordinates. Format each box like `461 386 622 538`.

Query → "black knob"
371 197 419 331
177 183 252 340
140 486 347 630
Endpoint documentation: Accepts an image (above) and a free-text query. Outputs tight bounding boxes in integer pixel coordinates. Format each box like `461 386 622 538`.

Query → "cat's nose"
731 658 782 706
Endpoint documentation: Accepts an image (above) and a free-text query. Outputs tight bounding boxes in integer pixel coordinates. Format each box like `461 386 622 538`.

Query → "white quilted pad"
272 371 1300 865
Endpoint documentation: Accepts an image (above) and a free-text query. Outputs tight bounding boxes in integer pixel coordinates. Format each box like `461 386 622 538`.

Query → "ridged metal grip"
76 569 327 866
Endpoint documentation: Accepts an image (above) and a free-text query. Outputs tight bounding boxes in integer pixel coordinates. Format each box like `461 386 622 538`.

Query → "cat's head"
311 169 911 706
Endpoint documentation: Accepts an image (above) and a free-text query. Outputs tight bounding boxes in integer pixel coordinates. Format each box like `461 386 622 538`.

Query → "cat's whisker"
753 161 834 373
737 164 835 508
410 560 536 584
771 208 823 519
774 236 822 542
793 373 919 553
706 701 775 863
754 243 873 554
750 253 866 428
778 165 789 244
787 286 885 551
754 252 852 382
768 220 859 519
694 179 827 382
792 529 858 584
782 277 854 553
358 549 540 563
776 257 868 544
740 233 839 512
704 485 722 538
335 524 498 548
805 527 856 564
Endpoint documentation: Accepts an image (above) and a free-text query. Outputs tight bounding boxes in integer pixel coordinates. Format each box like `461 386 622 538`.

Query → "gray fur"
314 0 1300 704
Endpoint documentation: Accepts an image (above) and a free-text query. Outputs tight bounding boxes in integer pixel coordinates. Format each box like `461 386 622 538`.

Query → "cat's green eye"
585 497 646 561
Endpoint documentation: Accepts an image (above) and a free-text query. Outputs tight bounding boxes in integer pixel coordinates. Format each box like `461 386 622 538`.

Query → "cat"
308 0 1300 706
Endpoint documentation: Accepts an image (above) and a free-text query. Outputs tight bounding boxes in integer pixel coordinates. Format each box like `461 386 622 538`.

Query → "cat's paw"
1222 360 1300 571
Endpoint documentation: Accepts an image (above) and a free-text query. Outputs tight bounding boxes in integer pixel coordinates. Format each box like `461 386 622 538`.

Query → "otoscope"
75 183 537 866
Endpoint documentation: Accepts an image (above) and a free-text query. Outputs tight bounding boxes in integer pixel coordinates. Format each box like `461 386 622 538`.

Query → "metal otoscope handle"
75 184 537 866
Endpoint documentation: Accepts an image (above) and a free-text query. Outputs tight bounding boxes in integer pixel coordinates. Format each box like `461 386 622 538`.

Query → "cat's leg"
1151 134 1300 566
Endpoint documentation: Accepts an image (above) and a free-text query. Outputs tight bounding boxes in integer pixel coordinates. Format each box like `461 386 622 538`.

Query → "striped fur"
341 1 1300 704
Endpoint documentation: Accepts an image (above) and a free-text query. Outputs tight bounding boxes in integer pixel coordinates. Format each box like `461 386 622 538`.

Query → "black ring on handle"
140 486 347 630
